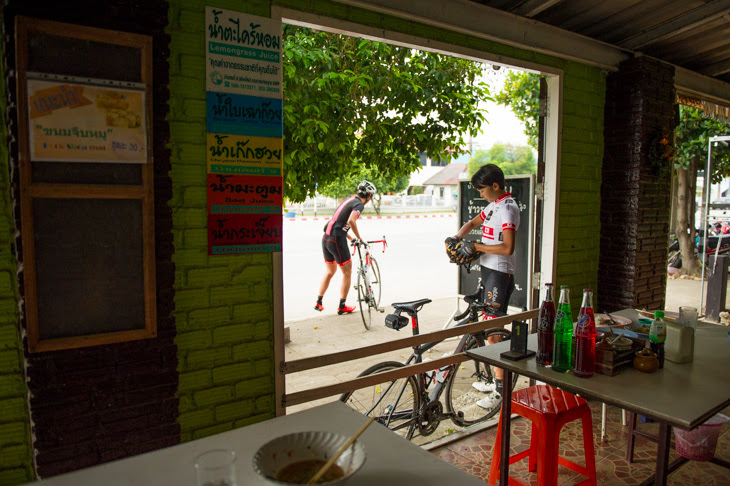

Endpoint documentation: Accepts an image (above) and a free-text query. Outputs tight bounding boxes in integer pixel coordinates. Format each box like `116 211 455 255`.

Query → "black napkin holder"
500 320 536 361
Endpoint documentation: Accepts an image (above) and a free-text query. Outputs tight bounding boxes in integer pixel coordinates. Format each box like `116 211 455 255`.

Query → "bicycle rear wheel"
356 270 372 330
339 361 419 440
369 257 381 308
446 329 513 426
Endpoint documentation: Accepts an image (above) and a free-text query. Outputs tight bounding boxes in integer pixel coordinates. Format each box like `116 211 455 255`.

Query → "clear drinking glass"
678 306 698 329
194 449 237 486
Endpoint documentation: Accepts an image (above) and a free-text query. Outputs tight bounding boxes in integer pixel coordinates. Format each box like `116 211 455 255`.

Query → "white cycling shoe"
471 381 497 393
476 392 502 410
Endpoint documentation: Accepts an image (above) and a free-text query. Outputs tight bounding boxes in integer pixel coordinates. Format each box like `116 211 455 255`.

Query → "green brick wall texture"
168 0 605 441
0 33 34 486
168 0 277 443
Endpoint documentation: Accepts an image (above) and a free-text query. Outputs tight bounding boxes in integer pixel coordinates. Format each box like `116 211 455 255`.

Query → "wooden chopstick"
306 416 375 485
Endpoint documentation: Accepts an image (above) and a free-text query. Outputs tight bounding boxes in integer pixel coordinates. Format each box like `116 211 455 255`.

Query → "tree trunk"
676 159 702 275
373 195 381 216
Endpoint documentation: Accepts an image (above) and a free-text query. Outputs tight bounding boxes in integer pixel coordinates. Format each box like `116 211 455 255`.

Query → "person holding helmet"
449 163 519 410
315 180 377 314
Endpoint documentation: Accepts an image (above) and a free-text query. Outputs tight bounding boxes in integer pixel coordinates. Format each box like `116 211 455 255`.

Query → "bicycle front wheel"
356 269 372 330
339 361 419 440
446 329 513 426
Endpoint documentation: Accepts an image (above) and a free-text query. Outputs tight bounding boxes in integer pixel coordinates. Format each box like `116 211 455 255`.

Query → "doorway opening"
273 7 563 446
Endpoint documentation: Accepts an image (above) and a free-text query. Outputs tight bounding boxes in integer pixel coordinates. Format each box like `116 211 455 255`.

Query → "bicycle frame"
374 294 497 432
353 238 387 272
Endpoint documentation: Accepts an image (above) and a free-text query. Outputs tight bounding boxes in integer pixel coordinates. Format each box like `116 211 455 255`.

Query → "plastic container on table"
673 414 729 461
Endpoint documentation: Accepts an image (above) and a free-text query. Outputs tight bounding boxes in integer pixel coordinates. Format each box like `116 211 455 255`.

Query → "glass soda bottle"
552 286 573 373
649 310 666 368
572 289 596 378
537 283 555 366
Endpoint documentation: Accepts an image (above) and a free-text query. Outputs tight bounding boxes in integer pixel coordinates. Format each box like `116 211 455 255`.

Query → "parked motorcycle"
668 223 730 271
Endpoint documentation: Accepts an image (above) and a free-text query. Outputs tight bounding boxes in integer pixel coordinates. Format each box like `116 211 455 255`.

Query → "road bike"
352 238 387 330
340 282 515 440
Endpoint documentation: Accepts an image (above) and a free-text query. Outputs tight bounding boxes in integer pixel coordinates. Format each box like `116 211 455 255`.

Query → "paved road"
283 213 461 322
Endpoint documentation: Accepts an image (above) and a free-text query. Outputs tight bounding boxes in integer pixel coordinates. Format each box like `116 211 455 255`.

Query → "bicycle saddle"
390 298 432 315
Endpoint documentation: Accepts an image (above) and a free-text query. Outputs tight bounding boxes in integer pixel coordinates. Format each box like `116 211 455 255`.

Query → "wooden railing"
280 309 539 409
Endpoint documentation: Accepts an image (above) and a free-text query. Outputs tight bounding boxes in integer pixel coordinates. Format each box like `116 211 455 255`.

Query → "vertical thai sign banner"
205 7 283 255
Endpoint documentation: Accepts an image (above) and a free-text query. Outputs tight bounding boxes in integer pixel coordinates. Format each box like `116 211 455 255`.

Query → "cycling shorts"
322 235 352 265
480 266 515 317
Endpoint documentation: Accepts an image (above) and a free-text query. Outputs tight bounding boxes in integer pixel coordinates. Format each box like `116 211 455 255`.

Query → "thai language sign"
208 213 283 254
205 8 283 255
206 133 282 175
208 174 283 208
206 91 282 138
27 79 147 163
205 7 282 98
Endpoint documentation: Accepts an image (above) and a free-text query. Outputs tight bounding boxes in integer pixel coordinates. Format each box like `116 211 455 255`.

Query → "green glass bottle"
552 286 573 373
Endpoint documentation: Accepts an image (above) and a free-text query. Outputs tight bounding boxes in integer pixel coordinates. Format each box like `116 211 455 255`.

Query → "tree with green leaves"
673 106 730 275
467 143 536 177
282 25 491 202
495 71 541 151
316 168 410 215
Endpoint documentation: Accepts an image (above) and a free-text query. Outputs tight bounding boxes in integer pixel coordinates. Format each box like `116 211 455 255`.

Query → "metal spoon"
603 310 618 326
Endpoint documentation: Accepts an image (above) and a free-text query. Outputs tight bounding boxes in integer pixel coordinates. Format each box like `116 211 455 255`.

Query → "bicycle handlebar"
352 236 388 252
453 301 498 322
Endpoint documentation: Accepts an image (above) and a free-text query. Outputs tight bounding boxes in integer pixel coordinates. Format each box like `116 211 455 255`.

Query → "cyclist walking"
450 164 520 410
315 180 377 315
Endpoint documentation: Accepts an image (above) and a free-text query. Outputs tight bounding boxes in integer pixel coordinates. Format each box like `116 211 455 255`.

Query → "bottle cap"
545 283 553 286
654 310 664 319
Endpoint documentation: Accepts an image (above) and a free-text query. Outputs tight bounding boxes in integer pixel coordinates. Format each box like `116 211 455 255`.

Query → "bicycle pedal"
377 307 385 313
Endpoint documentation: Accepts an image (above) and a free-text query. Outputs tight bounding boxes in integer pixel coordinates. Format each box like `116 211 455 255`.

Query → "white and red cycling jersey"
478 192 520 274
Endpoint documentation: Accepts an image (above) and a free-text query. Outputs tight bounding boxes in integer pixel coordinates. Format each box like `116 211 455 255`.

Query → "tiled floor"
432 399 730 485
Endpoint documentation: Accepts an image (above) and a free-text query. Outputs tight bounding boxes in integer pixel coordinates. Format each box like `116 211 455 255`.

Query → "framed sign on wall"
15 17 157 352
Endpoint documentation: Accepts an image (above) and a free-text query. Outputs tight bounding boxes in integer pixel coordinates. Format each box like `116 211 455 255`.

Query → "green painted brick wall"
169 0 277 442
169 0 605 439
0 37 34 486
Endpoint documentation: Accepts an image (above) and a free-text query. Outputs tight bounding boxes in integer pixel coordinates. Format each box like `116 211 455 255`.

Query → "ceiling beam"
328 0 730 105
331 0 628 71
700 58 730 77
618 0 730 50
511 0 564 18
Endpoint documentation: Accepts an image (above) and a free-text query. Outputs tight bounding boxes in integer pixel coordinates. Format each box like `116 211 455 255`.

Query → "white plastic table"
466 317 730 486
30 401 485 485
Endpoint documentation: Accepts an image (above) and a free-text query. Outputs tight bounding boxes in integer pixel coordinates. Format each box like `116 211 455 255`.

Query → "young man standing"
315 180 377 315
450 164 520 410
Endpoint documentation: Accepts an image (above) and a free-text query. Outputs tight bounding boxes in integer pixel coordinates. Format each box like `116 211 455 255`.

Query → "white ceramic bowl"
252 431 366 485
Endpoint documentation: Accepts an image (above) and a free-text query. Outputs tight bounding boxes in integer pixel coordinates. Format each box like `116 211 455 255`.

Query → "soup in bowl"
252 431 366 485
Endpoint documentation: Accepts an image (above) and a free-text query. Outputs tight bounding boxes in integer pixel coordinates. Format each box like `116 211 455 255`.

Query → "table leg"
499 370 513 486
654 421 671 485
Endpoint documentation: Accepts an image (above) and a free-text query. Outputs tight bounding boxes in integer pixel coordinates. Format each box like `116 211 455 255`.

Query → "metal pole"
701 135 730 312
700 139 712 311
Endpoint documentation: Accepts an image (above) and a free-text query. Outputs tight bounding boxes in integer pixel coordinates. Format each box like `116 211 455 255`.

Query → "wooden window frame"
15 17 156 353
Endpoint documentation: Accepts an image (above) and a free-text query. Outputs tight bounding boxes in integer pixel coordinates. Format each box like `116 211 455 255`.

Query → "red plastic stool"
488 385 597 486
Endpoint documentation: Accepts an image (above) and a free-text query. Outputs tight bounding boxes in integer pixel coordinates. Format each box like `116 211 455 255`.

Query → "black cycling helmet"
357 180 377 198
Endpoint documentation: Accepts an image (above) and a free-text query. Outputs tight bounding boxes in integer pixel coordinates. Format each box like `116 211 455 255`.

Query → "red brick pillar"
598 57 677 312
